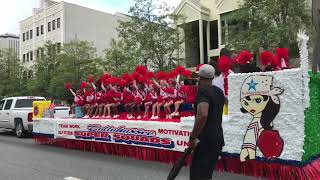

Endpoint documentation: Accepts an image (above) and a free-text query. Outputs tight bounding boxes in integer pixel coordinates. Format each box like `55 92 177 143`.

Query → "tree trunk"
312 0 320 74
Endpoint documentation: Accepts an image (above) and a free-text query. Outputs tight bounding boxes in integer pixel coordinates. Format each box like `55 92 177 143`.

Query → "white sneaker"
168 115 172 119
137 115 141 119
106 116 111 118
69 114 75 118
154 116 159 119
83 115 89 118
128 115 133 119
113 115 120 118
150 116 155 119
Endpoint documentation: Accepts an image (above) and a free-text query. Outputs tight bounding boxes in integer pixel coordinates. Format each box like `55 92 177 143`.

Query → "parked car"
0 96 70 138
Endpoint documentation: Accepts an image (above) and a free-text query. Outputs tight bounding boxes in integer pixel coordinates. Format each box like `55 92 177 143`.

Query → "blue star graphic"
247 79 258 92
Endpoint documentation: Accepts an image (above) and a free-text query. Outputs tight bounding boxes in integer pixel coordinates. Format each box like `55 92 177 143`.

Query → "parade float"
32 31 320 179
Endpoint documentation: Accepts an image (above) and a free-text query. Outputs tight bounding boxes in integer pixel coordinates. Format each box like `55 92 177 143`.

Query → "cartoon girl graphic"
239 75 284 162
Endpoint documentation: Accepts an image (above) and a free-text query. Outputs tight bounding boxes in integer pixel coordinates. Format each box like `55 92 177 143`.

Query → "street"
0 129 260 180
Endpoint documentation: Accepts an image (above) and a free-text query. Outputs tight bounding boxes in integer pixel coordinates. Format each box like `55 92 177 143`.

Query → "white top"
212 74 225 95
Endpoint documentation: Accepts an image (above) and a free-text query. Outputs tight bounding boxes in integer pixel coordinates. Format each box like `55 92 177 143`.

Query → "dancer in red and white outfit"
131 80 146 119
144 83 157 118
151 79 169 120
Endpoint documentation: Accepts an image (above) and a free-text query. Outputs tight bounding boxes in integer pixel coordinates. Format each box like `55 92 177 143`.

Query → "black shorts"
190 140 222 180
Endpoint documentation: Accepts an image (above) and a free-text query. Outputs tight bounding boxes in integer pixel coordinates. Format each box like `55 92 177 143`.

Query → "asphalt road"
0 129 261 180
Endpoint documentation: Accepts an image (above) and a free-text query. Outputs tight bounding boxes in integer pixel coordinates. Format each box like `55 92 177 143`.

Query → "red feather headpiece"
64 82 72 91
218 55 232 73
259 51 275 66
135 65 148 76
80 81 87 89
237 50 253 65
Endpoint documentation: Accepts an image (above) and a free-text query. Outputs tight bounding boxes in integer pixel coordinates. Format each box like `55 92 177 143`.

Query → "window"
0 100 5 110
23 54 26 63
4 100 13 110
27 53 29 62
23 33 25 41
26 31 29 40
30 51 33 61
36 27 39 36
28 70 33 78
57 43 61 53
36 49 40 60
30 29 33 39
52 20 56 30
57 18 60 28
41 25 44 34
15 99 44 108
48 22 51 32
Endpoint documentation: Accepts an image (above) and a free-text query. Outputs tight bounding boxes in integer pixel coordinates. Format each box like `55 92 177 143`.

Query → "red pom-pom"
108 77 118 85
181 69 192 78
218 55 232 73
156 71 167 80
258 130 284 159
135 65 148 75
132 72 140 80
147 72 154 79
119 80 127 87
88 75 95 83
259 51 275 66
196 64 204 72
175 66 185 74
237 50 253 65
137 75 147 83
80 81 87 89
101 73 111 85
64 82 72 91
275 48 289 68
168 70 178 79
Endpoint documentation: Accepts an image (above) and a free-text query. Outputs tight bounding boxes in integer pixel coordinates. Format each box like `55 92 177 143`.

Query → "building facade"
0 33 20 58
20 0 129 68
175 0 242 67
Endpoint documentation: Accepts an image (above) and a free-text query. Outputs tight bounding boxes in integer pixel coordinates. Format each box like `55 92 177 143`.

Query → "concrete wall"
63 2 129 56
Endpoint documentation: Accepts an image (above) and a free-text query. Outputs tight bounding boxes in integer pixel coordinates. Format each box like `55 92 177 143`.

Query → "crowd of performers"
64 47 290 120
65 65 196 119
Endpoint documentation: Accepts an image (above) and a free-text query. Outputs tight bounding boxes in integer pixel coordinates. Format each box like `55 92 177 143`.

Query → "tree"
0 49 25 98
114 0 186 71
227 0 311 56
27 40 104 101
104 39 140 76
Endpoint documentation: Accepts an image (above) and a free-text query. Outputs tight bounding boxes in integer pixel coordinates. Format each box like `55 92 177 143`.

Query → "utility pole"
312 0 320 74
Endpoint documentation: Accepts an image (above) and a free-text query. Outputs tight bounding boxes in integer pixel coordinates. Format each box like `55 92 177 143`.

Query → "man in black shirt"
188 64 225 180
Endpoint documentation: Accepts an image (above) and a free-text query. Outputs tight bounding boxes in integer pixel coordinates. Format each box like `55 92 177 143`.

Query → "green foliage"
0 49 26 99
104 39 140 76
227 0 312 55
110 0 185 71
26 40 104 101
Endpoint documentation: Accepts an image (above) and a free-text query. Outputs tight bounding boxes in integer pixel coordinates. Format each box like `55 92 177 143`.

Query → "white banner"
34 118 193 152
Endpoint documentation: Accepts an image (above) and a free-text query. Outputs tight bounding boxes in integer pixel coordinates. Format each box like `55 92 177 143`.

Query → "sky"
0 0 181 35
